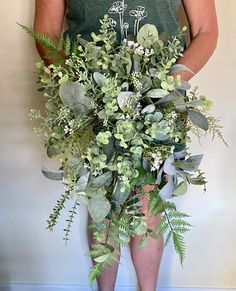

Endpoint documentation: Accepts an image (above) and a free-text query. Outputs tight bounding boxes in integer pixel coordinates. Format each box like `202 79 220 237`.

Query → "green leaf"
146 89 169 99
132 54 141 72
88 196 111 222
154 94 177 105
41 166 63 181
169 64 194 75
177 80 191 91
132 221 147 235
87 187 107 198
140 76 152 93
93 72 106 87
189 177 207 185
45 101 58 112
141 104 155 115
46 144 61 157
188 110 209 131
112 180 130 205
59 81 92 114
94 253 110 263
76 172 90 192
173 180 188 196
137 24 159 48
88 172 113 189
117 91 134 109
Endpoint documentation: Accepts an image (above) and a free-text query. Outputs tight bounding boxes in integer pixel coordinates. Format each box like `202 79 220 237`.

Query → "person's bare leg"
129 185 164 291
87 214 121 291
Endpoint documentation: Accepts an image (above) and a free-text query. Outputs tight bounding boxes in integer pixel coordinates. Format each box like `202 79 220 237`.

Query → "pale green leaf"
173 180 188 196
188 110 209 131
88 196 111 222
146 89 169 99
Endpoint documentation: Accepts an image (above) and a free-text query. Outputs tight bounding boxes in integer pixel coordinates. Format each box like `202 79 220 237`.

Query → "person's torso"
65 0 181 41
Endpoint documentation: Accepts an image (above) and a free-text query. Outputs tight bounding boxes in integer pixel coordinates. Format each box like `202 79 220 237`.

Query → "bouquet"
20 15 225 285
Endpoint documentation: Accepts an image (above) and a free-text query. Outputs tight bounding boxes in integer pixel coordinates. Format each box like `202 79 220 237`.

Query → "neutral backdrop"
0 1 235 290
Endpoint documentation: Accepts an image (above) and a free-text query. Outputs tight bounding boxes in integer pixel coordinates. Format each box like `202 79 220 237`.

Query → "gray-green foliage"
23 15 226 286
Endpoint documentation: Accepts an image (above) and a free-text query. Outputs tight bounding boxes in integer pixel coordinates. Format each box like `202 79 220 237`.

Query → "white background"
0 1 235 289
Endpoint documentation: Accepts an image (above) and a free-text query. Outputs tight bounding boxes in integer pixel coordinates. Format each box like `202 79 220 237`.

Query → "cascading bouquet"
20 15 225 285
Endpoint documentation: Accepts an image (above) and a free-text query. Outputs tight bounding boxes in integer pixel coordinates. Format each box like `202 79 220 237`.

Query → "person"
34 1 218 290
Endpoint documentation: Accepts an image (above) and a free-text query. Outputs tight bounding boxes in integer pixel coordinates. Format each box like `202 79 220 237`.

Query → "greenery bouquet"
20 15 225 285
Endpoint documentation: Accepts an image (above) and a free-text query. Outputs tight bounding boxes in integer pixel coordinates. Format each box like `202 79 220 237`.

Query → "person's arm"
34 0 66 65
176 0 218 80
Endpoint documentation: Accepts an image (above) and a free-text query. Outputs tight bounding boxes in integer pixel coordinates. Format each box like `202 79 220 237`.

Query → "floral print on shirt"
108 0 149 39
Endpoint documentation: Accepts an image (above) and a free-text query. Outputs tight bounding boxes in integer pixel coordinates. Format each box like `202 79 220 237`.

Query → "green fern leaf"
165 230 173 247
57 34 64 51
163 201 177 210
64 34 71 56
173 232 185 266
172 227 191 234
88 263 103 286
72 40 79 55
18 23 57 52
167 211 190 219
171 219 192 228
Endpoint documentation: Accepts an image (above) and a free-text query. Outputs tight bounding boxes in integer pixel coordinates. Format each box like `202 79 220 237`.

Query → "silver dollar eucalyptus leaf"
59 81 92 114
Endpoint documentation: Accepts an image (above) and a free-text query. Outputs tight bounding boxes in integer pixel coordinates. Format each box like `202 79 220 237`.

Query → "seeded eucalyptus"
22 15 225 286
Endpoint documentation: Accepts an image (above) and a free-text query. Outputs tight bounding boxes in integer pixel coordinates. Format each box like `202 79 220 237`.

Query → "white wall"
0 1 235 289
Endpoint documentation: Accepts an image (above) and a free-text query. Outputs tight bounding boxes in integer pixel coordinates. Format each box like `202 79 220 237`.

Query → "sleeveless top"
65 0 182 41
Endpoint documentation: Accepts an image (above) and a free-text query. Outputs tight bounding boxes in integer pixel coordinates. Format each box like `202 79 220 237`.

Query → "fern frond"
18 23 57 52
163 201 177 210
172 227 191 234
167 211 190 219
165 230 173 247
148 190 164 216
88 263 103 287
173 232 185 266
57 34 64 51
64 34 71 56
170 219 192 228
72 40 79 55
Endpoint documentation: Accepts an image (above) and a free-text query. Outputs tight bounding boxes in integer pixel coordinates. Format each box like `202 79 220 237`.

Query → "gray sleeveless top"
65 0 182 41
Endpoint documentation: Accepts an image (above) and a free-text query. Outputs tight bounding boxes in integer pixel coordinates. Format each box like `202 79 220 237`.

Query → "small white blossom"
90 100 98 109
103 118 108 126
